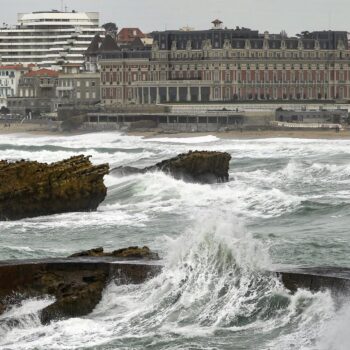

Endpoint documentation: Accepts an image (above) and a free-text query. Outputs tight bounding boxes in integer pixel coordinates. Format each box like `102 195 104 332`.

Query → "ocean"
0 132 349 349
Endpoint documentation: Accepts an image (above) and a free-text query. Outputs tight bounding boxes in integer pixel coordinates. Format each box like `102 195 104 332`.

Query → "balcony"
40 82 55 88
57 86 74 91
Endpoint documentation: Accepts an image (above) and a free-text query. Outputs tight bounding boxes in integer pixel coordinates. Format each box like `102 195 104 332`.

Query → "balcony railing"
168 77 202 81
40 83 55 88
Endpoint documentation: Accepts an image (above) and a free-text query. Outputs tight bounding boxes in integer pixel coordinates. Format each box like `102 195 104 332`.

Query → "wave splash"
0 212 340 349
91 211 335 349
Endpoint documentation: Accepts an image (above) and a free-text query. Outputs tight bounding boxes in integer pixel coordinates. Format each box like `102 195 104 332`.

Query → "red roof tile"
24 68 58 78
0 65 25 70
117 28 145 43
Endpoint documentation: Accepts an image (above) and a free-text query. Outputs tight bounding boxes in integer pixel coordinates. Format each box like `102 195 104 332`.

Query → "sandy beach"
0 121 60 135
128 128 350 140
1 120 350 140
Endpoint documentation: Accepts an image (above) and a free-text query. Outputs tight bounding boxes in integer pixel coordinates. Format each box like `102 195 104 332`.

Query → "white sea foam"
0 132 348 349
144 135 220 144
0 211 334 350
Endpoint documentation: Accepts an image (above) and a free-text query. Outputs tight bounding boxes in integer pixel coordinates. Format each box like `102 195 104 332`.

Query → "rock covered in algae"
0 155 109 220
69 246 160 260
0 247 162 324
113 150 232 183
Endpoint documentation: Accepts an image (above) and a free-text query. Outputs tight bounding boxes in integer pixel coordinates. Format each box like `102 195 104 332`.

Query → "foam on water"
0 211 340 350
1 132 350 348
144 135 220 144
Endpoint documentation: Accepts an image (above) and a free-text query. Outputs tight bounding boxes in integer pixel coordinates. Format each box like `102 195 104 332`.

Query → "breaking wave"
0 212 341 350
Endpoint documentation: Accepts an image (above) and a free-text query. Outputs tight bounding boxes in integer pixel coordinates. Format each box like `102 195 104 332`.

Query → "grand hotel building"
98 21 350 106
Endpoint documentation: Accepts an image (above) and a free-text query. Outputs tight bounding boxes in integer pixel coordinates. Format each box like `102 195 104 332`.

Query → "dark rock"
0 258 162 324
276 267 350 295
69 246 160 260
69 247 104 258
2 257 350 325
113 150 232 183
0 155 109 220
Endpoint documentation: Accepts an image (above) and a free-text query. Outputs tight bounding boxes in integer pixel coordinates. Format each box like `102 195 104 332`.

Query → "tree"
0 106 10 114
61 115 84 132
280 30 288 38
102 22 118 33
296 31 311 39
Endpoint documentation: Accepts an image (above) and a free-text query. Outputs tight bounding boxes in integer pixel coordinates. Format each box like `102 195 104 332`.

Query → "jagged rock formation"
0 155 109 220
113 150 232 183
0 251 162 324
70 246 160 260
1 254 350 324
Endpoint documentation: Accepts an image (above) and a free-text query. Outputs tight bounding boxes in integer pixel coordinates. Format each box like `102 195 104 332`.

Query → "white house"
0 65 28 107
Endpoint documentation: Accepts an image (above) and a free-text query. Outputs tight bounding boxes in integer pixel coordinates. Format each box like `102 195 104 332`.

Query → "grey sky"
1 0 349 36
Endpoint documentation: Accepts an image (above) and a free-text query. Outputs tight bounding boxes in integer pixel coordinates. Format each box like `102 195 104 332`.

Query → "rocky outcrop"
0 253 162 324
0 155 109 220
69 246 160 260
1 253 350 325
113 150 232 183
276 267 350 294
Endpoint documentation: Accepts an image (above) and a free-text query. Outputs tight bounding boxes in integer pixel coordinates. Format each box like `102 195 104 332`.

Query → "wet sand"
1 121 349 140
129 128 350 140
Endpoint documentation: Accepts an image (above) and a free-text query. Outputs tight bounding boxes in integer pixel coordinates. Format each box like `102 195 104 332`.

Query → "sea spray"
0 211 340 350
0 133 349 349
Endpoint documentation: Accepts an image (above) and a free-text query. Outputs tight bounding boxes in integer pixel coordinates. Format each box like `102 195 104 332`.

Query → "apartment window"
77 81 81 87
86 92 90 99
91 81 96 87
214 71 220 81
86 81 90 87
77 92 81 99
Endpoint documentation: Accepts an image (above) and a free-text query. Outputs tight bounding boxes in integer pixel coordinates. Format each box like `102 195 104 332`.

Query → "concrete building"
56 63 100 108
0 11 105 68
0 65 29 107
97 21 350 106
275 107 348 123
8 68 58 117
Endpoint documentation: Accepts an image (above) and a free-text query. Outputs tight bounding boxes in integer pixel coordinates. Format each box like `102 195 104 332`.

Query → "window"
214 71 220 81
77 81 80 87
77 92 81 99
86 81 90 87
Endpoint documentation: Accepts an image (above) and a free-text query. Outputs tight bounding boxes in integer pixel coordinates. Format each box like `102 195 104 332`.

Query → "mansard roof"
125 37 145 50
99 35 120 52
151 28 348 50
86 34 103 54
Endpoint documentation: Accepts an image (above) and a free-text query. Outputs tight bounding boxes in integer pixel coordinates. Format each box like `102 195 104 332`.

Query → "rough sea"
0 132 350 349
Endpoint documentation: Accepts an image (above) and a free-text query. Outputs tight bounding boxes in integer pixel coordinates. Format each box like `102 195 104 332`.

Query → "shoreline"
128 128 350 140
1 121 350 140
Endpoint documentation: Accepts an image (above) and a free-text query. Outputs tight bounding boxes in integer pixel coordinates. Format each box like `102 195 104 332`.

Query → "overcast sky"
1 0 349 36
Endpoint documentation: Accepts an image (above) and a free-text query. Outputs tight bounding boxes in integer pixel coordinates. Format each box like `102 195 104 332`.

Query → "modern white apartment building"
0 11 105 68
